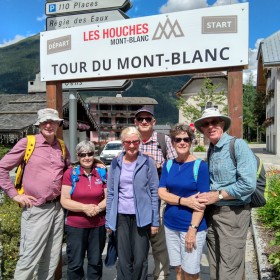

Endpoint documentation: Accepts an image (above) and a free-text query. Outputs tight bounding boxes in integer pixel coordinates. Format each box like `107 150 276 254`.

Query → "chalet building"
85 94 157 142
0 92 97 148
257 30 280 156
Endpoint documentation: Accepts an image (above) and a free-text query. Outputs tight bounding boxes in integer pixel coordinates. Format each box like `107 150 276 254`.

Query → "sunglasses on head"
174 137 192 143
136 117 153 123
78 152 94 158
123 140 140 146
201 119 221 128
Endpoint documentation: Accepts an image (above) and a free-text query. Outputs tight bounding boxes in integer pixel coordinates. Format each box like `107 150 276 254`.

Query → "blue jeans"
65 225 106 280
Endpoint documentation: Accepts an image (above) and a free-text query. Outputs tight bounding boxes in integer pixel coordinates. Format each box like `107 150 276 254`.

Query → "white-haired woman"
106 127 159 280
61 140 107 280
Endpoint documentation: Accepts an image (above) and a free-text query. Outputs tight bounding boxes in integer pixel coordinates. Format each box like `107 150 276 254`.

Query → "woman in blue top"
158 123 210 280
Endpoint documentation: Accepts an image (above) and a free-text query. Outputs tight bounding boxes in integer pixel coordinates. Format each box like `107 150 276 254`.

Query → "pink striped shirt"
0 133 70 206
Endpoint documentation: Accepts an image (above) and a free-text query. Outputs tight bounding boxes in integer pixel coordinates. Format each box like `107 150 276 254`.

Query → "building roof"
85 96 158 105
175 72 227 96
257 30 280 68
0 92 97 143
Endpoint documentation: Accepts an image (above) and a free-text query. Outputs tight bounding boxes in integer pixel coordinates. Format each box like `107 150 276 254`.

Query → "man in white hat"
194 107 257 280
0 108 70 280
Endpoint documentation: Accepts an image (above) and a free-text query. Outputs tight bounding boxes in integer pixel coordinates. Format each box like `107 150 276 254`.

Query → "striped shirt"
139 131 177 167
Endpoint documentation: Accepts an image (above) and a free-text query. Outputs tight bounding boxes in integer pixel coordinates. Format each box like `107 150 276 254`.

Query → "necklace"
178 161 188 171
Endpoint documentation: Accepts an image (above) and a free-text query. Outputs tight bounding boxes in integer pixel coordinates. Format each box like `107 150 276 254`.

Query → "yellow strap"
15 135 36 194
57 138 66 161
256 159 263 179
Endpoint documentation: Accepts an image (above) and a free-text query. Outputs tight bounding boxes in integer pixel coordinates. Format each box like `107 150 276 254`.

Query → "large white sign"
47 10 128 30
46 0 131 16
40 3 249 82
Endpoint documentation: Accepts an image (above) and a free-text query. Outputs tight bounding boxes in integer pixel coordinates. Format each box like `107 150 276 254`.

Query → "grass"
257 169 280 273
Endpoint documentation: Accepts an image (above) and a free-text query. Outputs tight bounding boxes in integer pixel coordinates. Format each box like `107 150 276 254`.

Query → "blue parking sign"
49 4 56 13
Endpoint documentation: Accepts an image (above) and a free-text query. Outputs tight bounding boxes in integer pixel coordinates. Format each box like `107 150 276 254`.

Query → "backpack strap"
193 159 202 183
166 158 201 183
70 165 80 195
229 137 237 167
57 138 66 161
96 167 107 183
157 132 167 160
166 159 173 172
15 135 36 194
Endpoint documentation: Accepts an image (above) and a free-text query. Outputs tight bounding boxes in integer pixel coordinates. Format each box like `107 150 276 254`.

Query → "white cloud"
243 39 263 85
37 14 46 22
160 0 208 13
0 35 26 48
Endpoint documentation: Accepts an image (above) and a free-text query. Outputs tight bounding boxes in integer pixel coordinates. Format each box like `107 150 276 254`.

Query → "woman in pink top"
61 140 107 280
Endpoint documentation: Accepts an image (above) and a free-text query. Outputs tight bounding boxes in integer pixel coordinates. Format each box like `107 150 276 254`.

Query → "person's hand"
151 226 159 235
198 192 219 205
107 228 113 235
83 204 97 217
185 227 197 253
13 194 37 208
184 193 207 212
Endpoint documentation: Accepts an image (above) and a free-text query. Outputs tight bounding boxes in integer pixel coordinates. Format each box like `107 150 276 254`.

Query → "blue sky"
1 0 280 83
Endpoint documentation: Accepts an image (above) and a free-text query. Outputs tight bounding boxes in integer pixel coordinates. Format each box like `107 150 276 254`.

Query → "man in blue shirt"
194 108 257 280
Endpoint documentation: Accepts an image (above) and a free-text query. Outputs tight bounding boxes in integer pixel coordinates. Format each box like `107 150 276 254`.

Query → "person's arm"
148 157 160 233
0 138 37 207
60 184 98 216
165 135 177 160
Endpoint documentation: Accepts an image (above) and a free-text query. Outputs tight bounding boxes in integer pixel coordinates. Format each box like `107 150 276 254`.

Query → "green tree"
177 77 227 122
243 74 266 142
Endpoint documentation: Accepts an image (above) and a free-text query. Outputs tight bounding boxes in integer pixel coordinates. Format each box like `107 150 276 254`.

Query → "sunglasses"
201 119 221 128
78 152 94 158
174 137 192 143
136 117 153 123
123 140 140 146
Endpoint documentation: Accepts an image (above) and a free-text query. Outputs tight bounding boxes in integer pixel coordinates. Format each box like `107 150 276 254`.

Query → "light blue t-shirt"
159 160 210 232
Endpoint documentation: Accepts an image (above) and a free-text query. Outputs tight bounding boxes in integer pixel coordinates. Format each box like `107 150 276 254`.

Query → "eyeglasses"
78 152 94 158
174 137 192 143
123 140 140 146
201 119 221 128
136 117 153 123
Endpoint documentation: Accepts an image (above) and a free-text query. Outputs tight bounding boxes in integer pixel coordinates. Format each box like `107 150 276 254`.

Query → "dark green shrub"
0 195 21 279
257 170 280 273
0 145 10 159
194 145 206 152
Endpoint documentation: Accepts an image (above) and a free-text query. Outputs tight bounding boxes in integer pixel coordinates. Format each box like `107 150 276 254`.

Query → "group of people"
0 105 257 280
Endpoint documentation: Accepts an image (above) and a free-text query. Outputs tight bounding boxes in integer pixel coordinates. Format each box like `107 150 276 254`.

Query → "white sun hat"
194 107 231 134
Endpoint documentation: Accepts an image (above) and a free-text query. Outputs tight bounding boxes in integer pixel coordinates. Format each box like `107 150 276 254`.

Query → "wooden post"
46 81 63 280
227 67 243 138
46 81 63 139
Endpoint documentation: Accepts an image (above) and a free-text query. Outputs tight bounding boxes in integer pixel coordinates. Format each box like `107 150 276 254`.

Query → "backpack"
157 132 167 160
229 137 267 208
70 164 107 195
14 135 66 194
166 158 202 182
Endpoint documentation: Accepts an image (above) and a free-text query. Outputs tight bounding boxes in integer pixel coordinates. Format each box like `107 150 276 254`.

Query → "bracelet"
98 206 103 213
178 197 182 205
190 224 198 230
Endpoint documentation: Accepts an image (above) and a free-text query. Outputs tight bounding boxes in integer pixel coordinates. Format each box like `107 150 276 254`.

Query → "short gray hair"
120 127 141 142
76 140 95 155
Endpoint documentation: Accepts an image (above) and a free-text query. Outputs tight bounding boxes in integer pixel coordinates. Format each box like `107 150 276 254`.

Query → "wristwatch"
218 190 224 200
